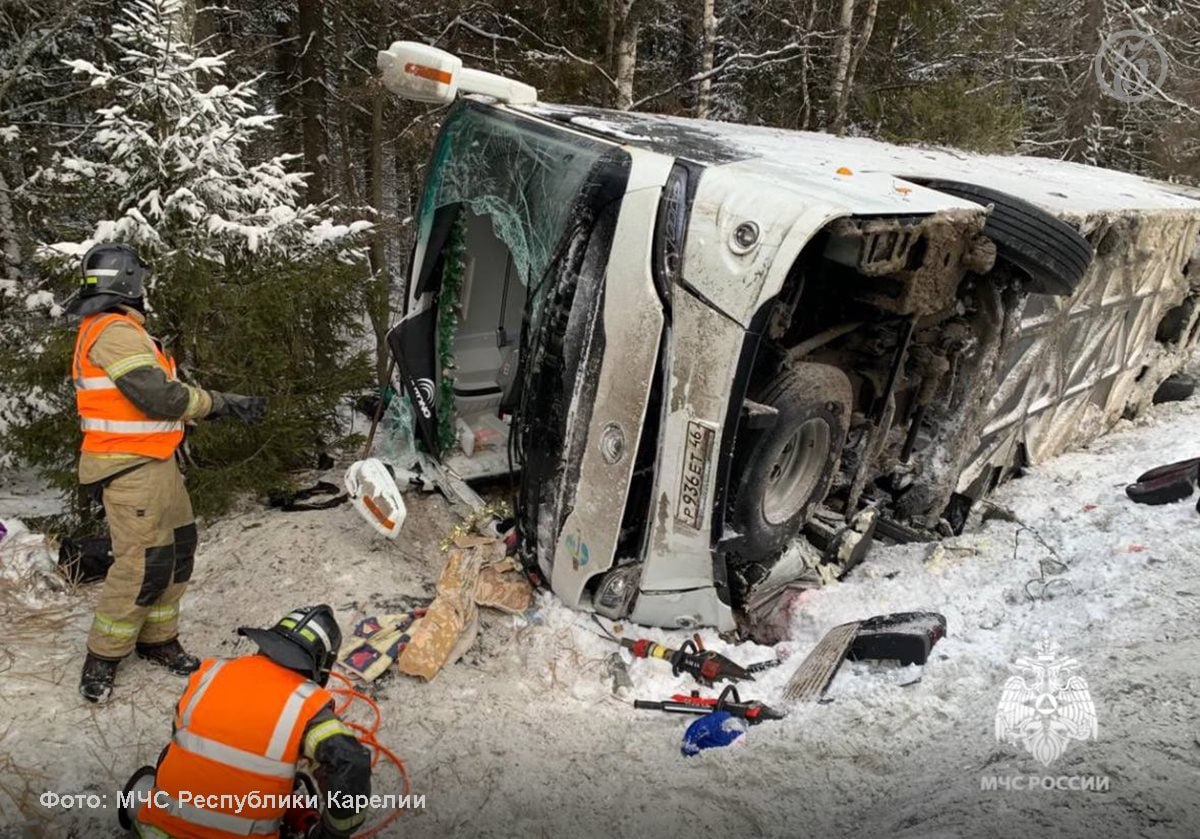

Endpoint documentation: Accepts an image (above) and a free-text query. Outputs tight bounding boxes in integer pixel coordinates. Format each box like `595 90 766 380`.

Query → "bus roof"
511 102 1200 217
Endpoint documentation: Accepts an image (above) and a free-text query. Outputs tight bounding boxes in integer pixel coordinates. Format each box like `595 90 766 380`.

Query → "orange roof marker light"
378 41 538 106
835 166 854 176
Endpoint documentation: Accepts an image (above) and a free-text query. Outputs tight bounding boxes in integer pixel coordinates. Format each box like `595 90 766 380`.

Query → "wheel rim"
762 419 830 525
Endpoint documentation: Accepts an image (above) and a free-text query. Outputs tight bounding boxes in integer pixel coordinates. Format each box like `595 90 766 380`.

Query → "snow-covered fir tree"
2 0 373 518
35 0 369 266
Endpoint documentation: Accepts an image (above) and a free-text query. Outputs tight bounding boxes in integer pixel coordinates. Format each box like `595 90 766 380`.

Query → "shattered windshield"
418 102 613 291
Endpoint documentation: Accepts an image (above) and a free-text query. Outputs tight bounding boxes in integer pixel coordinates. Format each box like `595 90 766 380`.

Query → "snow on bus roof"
514 103 1200 216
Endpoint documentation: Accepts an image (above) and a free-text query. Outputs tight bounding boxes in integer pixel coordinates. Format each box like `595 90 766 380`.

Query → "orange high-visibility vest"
72 311 185 459
138 656 333 839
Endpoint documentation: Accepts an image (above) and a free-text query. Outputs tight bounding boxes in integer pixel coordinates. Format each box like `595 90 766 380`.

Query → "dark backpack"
58 536 114 584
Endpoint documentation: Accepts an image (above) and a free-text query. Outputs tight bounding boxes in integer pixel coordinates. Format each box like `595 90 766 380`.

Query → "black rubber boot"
136 639 200 676
79 653 119 703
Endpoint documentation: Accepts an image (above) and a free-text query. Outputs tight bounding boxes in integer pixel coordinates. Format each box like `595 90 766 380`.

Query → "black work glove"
209 392 267 425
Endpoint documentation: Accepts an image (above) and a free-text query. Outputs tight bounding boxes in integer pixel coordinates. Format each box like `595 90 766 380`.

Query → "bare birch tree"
827 0 855 131
612 0 642 110
833 0 878 133
697 0 717 117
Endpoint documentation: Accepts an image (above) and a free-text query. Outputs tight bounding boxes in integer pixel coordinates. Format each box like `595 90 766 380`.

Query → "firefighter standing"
68 243 266 702
122 605 372 839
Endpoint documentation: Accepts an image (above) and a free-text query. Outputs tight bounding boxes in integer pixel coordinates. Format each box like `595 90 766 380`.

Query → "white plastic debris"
344 458 407 540
0 518 67 605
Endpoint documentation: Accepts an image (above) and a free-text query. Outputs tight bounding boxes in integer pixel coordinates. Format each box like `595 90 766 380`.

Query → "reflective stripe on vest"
72 311 184 458
266 682 319 759
181 659 225 729
75 375 116 390
155 793 280 836
80 417 184 434
171 730 295 779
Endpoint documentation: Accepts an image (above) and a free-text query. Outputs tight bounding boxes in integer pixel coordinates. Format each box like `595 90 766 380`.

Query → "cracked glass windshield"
396 101 628 482
417 103 611 296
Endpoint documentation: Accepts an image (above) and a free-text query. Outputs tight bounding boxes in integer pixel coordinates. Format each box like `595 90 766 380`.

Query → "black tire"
1153 373 1197 405
729 363 852 559
1126 467 1197 505
915 179 1094 296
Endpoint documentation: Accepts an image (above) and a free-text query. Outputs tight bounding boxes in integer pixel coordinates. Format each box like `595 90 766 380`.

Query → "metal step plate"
783 620 861 702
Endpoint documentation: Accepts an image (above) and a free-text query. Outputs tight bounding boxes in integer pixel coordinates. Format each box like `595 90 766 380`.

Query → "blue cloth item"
681 711 745 756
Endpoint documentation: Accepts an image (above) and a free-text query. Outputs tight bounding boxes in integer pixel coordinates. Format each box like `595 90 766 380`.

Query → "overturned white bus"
380 42 1200 634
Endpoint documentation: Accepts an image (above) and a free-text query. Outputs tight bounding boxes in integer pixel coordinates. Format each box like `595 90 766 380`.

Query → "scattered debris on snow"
4 387 1200 836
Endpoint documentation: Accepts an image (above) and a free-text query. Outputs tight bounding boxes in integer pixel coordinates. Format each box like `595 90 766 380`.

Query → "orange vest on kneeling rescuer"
138 655 333 839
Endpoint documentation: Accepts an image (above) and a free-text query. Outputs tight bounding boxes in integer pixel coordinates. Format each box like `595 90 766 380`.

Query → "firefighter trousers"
87 457 197 659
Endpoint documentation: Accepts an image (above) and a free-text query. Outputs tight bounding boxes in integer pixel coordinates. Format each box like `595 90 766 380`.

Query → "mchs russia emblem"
995 633 1098 767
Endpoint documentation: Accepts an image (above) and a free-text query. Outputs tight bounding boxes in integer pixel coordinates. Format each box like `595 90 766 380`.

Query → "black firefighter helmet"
238 605 343 686
65 243 150 316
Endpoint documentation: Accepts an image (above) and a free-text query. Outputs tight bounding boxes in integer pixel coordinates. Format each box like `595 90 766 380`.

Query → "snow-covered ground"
3 394 1200 838
0 470 65 521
